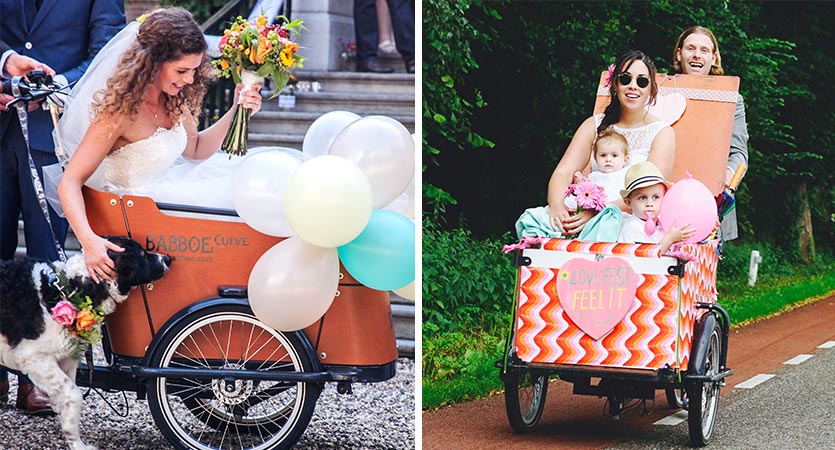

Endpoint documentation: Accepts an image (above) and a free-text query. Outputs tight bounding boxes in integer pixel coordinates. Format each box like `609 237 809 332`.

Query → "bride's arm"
181 83 263 160
57 117 126 283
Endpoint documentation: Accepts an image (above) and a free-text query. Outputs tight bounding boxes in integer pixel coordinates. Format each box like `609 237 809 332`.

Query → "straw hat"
620 161 672 199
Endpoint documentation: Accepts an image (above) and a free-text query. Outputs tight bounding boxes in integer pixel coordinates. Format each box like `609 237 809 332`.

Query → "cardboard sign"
594 73 740 195
555 257 638 340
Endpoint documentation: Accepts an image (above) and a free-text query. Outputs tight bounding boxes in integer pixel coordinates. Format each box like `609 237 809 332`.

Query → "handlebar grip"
728 163 747 191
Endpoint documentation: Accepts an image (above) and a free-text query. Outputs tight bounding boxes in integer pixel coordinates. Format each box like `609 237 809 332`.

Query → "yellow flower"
257 15 267 27
75 310 97 331
279 48 295 67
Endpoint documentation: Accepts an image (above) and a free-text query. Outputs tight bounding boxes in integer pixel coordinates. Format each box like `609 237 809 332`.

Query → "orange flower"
75 310 97 331
220 59 230 70
250 36 271 64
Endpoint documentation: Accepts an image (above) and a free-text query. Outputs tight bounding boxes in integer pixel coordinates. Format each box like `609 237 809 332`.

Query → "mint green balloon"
338 210 415 291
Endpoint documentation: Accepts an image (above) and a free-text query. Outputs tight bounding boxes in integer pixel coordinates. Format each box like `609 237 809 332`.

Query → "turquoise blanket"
515 205 623 242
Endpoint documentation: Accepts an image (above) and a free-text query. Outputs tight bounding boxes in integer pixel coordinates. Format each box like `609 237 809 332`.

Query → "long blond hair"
92 7 213 122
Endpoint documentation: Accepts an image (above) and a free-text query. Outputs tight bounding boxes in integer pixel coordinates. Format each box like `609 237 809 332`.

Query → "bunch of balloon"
328 116 417 294
238 112 416 331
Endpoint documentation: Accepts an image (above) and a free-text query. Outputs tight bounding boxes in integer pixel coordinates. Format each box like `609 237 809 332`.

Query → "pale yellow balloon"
284 155 373 248
392 280 415 301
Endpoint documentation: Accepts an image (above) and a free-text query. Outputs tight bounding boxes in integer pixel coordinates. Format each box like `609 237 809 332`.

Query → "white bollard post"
748 250 763 286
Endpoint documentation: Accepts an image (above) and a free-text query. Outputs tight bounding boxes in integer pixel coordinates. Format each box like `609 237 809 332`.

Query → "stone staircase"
248 70 416 149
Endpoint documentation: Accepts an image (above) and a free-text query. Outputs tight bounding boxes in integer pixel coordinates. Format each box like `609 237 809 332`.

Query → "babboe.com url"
173 255 215 263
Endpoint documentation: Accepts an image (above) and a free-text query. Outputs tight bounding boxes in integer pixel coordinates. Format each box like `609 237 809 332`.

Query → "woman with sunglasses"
546 50 675 237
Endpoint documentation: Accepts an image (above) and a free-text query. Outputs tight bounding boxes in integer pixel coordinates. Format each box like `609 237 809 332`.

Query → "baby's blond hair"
593 128 629 157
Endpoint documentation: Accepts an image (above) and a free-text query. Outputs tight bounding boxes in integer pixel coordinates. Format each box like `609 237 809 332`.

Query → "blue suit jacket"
0 0 125 152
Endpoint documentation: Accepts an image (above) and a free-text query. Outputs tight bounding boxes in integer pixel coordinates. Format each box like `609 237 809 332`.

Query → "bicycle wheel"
665 388 687 409
146 303 321 450
504 369 548 433
687 321 721 446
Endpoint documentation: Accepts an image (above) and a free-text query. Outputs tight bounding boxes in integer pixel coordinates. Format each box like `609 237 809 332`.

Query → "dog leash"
10 77 67 262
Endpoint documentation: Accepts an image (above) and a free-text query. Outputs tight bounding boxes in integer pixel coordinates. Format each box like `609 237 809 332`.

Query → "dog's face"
105 236 171 296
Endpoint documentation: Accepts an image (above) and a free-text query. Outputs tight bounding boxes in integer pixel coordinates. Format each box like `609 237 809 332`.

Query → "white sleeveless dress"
100 123 258 209
591 113 669 171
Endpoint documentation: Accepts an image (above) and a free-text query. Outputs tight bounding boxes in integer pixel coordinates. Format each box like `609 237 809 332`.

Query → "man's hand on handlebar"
3 53 55 78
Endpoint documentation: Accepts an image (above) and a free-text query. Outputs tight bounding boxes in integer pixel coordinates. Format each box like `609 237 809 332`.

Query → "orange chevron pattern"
515 239 719 372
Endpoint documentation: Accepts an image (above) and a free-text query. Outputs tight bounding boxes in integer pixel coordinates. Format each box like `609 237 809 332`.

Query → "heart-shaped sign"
647 93 687 125
556 257 638 340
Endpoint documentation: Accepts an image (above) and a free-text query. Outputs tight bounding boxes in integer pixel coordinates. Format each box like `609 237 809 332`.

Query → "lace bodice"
103 123 187 192
592 114 669 169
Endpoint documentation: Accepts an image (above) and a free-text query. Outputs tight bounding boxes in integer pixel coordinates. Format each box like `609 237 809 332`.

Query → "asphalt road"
423 294 835 449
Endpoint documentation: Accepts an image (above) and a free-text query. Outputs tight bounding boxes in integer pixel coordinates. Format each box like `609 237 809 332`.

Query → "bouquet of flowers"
563 179 607 237
212 14 305 157
49 274 106 358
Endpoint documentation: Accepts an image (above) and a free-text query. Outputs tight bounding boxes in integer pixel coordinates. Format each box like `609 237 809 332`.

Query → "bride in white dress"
57 8 264 282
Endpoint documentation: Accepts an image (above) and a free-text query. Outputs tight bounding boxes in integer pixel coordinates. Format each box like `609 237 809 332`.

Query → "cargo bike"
499 74 744 446
73 186 400 450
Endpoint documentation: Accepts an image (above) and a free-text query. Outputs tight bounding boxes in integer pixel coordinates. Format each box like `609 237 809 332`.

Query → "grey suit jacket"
720 94 749 240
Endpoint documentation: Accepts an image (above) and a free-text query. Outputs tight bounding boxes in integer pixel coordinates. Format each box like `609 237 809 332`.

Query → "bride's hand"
82 235 124 283
234 83 262 114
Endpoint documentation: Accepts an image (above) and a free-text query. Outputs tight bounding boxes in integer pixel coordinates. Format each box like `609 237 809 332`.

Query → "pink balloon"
659 174 716 244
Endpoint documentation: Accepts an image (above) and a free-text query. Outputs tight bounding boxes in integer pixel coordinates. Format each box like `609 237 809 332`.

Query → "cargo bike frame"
75 187 400 450
499 73 744 447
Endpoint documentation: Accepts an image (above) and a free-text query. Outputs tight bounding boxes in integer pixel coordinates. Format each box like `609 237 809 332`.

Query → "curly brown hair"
92 7 213 122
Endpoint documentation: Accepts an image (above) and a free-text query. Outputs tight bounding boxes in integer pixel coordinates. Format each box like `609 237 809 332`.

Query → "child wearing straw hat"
619 161 695 253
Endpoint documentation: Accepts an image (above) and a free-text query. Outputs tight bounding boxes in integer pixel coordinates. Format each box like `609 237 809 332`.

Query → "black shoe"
405 59 415 74
357 59 394 74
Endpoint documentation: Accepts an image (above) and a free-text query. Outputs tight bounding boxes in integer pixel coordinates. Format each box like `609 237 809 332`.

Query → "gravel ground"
0 358 414 450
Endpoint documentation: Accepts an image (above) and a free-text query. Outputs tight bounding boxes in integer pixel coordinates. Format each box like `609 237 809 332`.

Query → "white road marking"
654 410 688 426
817 341 835 349
783 354 813 365
734 373 775 389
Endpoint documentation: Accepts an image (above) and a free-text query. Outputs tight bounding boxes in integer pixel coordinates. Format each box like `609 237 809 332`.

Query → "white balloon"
284 155 373 247
392 280 415 301
302 111 361 158
248 237 340 331
329 115 415 208
231 149 305 237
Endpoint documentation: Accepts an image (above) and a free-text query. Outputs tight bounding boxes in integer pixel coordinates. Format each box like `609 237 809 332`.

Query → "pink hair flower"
604 64 616 87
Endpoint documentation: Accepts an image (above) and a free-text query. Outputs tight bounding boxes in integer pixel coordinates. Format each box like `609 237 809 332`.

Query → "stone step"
262 91 415 115
248 110 414 136
292 70 415 95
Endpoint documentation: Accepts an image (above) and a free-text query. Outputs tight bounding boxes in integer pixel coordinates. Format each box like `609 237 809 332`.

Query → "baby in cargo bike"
502 48 745 446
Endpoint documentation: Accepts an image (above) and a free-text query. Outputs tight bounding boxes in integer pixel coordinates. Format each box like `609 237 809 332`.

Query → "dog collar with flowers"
46 267 106 349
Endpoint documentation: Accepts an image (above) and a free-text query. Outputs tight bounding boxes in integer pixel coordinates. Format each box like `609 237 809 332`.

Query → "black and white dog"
0 237 170 450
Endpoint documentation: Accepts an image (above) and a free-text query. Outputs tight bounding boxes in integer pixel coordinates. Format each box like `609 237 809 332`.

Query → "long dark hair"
597 50 658 135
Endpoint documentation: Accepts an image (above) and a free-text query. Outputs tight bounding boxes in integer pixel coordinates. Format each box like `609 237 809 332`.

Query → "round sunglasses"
617 73 650 88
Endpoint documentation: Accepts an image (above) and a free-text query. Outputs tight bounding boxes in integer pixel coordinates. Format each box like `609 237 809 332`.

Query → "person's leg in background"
386 0 415 73
376 0 396 54
354 0 394 73
0 117 62 415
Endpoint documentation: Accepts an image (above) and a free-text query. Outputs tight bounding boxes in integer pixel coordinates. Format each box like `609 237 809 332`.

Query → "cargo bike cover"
514 239 719 372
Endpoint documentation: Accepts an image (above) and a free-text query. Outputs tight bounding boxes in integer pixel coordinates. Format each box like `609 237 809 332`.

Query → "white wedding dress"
100 122 259 209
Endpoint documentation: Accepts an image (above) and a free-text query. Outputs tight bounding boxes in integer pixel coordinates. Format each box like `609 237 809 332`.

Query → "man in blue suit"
0 0 124 415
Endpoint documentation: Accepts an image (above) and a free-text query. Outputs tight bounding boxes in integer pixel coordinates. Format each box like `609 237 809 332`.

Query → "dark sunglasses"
617 73 650 88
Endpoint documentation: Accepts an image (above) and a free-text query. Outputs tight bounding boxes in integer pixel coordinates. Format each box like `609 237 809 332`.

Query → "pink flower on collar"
51 300 77 327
